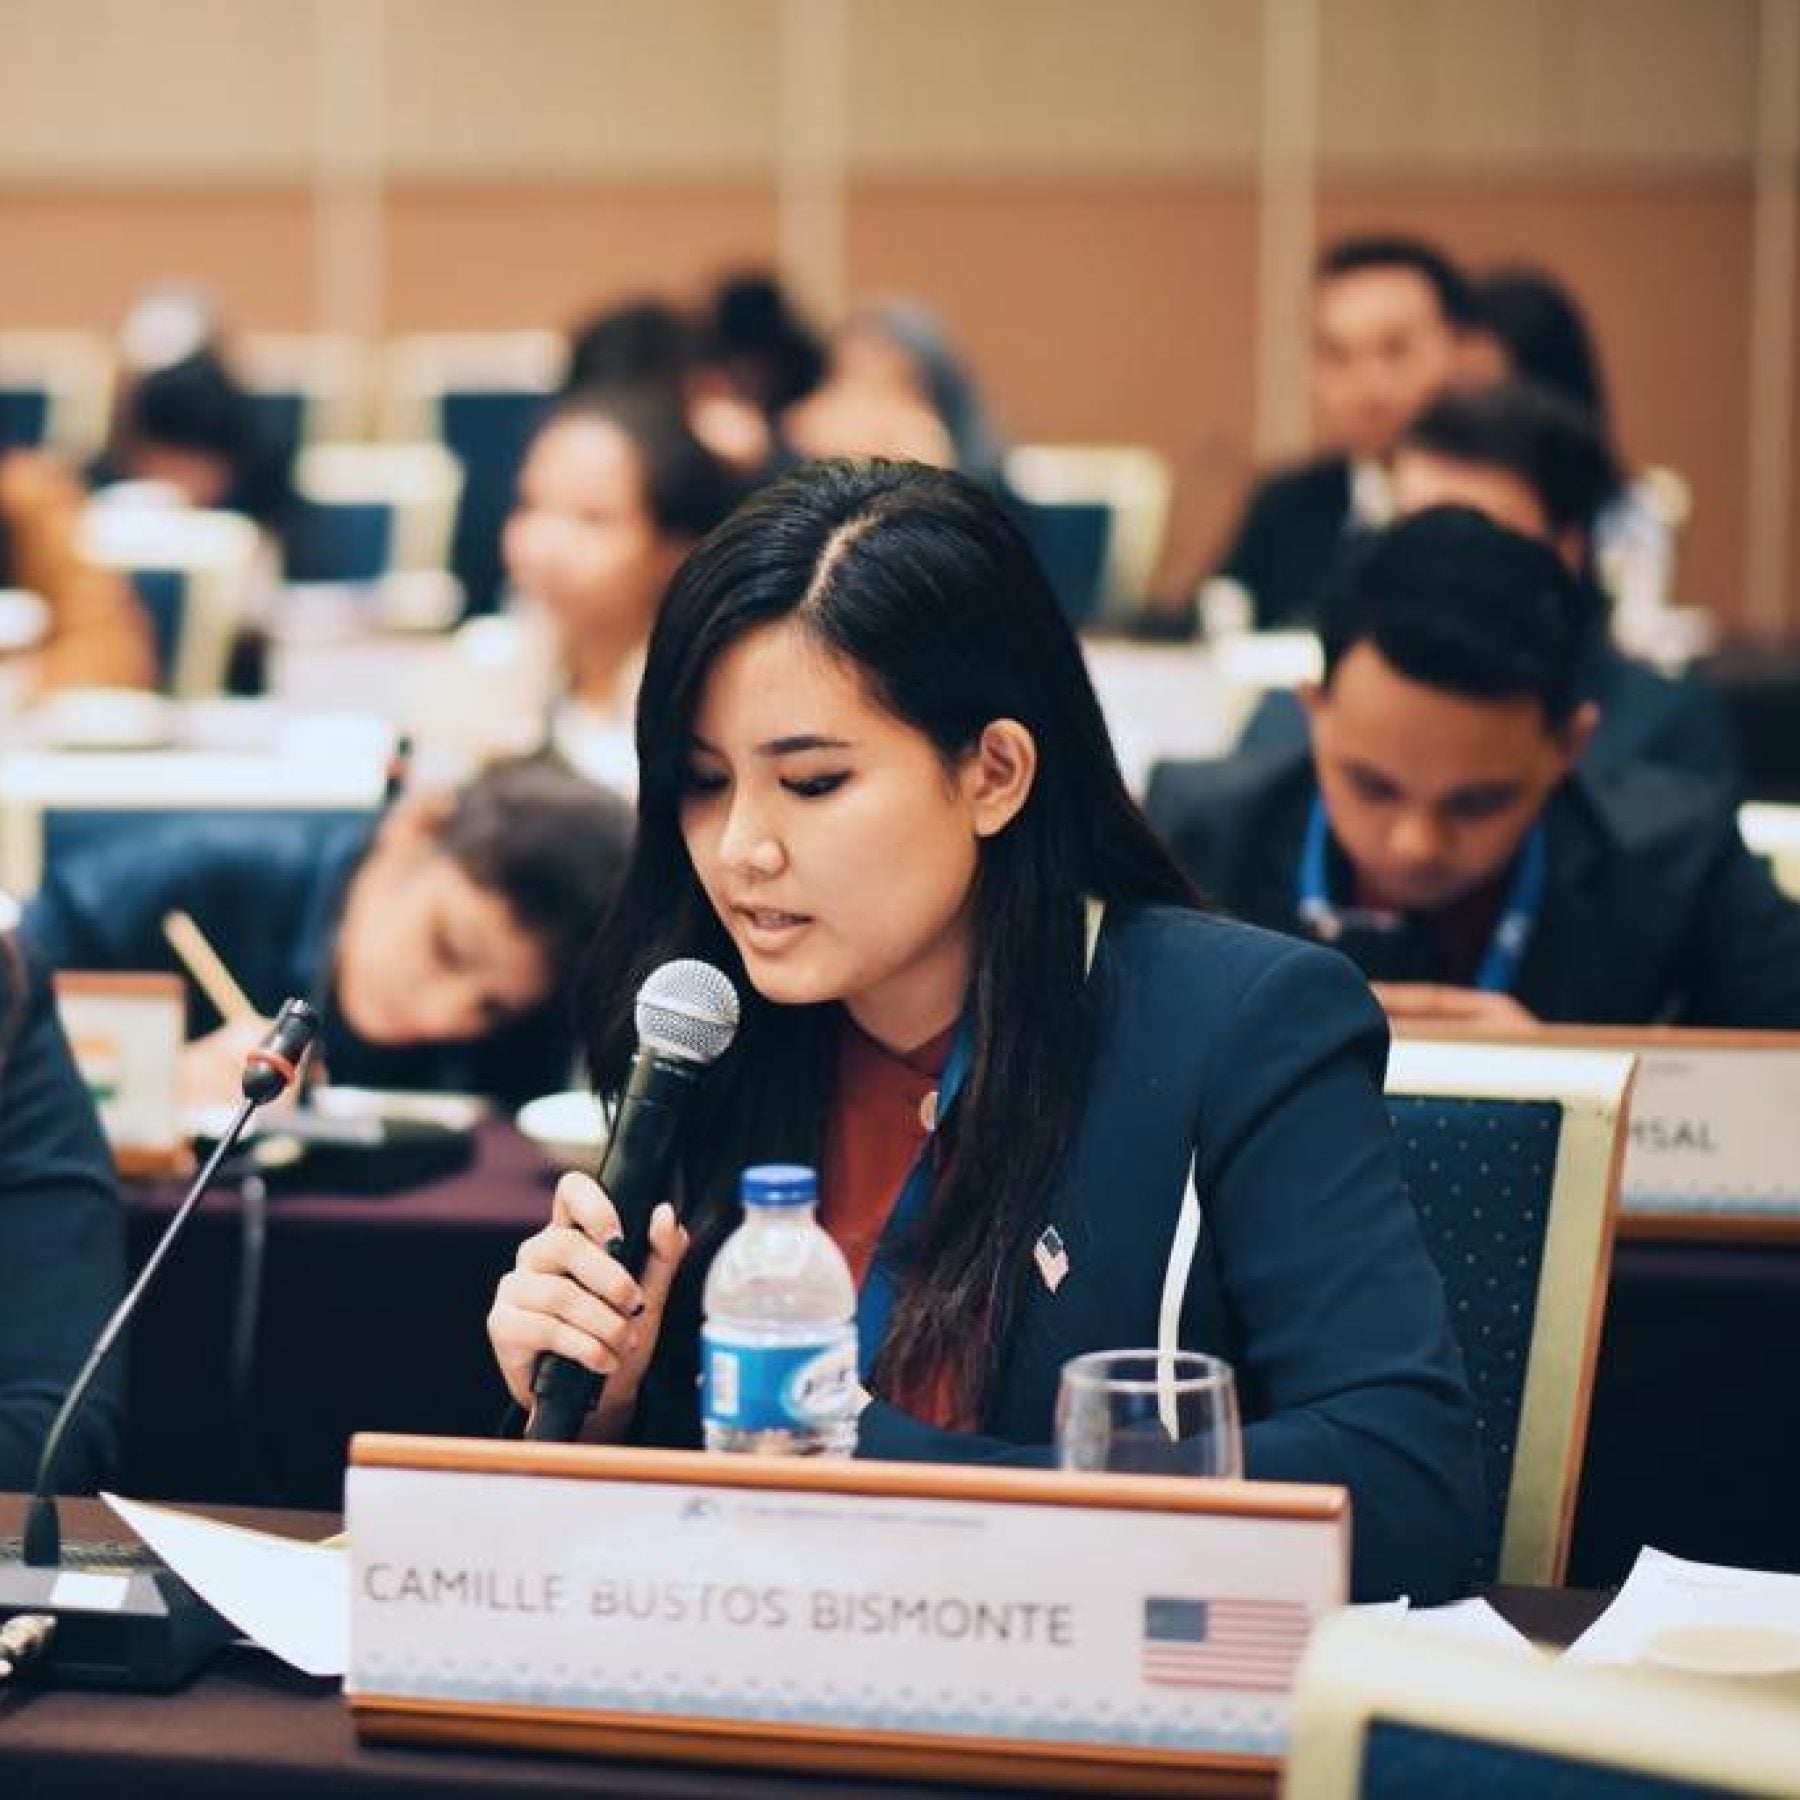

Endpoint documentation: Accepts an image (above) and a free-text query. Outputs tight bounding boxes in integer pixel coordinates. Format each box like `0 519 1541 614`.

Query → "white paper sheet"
1348 1596 1536 1651
1566 1546 1800 1667
1404 1597 1539 1652
101 1492 347 1677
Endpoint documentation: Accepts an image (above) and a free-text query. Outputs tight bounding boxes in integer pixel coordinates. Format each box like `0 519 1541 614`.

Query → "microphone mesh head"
635 959 740 1065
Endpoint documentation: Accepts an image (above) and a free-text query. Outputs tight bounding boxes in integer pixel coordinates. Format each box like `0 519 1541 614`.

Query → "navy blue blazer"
1215 457 1355 630
635 905 1486 1604
0 942 123 1490
22 814 573 1105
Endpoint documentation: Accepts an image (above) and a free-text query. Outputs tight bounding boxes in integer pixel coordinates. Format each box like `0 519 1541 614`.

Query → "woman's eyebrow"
757 734 852 756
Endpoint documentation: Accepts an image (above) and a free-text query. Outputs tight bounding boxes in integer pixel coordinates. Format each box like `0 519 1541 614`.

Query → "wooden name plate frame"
345 1434 1349 1797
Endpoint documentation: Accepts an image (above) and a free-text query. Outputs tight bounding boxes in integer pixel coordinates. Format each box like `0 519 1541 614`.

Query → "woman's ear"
964 719 1038 839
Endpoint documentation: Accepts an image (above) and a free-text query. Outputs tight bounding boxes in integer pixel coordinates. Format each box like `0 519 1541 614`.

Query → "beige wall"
0 0 1792 634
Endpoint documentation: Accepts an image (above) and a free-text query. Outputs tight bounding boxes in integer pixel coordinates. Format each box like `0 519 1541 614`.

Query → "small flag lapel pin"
1033 1225 1070 1293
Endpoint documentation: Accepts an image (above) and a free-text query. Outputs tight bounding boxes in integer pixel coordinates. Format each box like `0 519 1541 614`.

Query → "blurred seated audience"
563 283 804 479
699 271 824 420
503 384 743 785
0 447 156 693
784 300 1004 483
1472 264 1680 619
1208 234 1480 630
1238 381 1737 789
564 296 697 398
22 756 633 1110
0 934 123 1490
92 347 295 540
1148 508 1800 1032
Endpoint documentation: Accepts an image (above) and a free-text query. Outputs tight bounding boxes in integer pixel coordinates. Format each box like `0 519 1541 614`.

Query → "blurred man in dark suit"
1238 379 1738 790
1211 234 1479 629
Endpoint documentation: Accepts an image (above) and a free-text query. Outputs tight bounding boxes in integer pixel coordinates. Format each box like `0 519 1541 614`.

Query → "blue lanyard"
855 1013 974 1374
1295 797 1548 994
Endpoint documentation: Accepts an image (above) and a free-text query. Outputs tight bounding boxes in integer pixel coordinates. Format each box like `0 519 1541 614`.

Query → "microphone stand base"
0 1549 232 1690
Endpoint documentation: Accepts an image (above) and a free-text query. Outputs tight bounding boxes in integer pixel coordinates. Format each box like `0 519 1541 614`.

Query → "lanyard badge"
1295 796 1547 995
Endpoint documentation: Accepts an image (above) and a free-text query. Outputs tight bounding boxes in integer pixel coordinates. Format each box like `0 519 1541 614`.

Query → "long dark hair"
1475 267 1612 438
583 459 1196 1416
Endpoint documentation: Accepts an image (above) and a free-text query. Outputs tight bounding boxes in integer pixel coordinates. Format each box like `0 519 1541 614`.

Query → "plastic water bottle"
701 1164 859 1456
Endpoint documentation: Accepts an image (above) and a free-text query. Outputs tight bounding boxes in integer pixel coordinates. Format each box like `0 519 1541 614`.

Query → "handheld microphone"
0 999 320 1690
526 960 739 1443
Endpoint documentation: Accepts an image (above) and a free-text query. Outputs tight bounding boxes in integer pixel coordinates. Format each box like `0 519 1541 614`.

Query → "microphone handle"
525 1050 700 1443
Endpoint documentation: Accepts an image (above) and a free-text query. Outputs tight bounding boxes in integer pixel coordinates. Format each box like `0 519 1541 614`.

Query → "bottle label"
701 1326 858 1433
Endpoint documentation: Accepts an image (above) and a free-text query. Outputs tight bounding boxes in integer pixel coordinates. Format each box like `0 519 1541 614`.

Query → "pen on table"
161 909 258 1026
382 733 413 809
163 910 323 1103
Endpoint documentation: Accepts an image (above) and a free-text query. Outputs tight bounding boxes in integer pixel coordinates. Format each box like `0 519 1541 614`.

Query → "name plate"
53 970 186 1178
346 1435 1348 1793
1621 1041 1800 1217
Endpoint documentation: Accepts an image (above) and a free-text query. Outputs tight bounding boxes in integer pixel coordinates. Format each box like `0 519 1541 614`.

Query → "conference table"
0 1497 1602 1799
117 1122 1800 1589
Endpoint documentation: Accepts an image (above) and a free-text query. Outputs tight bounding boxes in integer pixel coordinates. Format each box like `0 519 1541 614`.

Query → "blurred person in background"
93 348 294 537
564 289 784 481
1472 265 1682 624
564 296 697 398
0 445 156 693
785 300 1006 485
1238 380 1737 788
1208 235 1481 630
22 756 633 1110
503 385 744 786
0 933 123 1491
1149 508 1800 1032
697 270 824 422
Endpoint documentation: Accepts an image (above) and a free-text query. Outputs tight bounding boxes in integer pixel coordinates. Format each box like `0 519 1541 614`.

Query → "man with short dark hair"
1210 234 1480 629
1150 507 1800 1030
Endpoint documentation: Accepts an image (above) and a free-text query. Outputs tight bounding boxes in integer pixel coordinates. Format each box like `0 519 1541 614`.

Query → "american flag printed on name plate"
1140 1596 1312 1692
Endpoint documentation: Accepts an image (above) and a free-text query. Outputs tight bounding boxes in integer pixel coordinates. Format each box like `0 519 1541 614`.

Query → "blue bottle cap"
740 1163 818 1207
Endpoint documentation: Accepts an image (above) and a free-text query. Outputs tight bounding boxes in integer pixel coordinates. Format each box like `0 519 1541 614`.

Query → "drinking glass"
1055 1349 1243 1477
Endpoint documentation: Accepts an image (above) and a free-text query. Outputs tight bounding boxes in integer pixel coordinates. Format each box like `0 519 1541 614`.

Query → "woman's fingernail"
604 1236 625 1260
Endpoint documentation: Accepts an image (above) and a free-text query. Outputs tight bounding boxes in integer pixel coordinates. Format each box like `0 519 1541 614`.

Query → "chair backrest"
289 440 464 582
379 333 564 615
1212 629 1324 738
1384 1039 1634 1586
80 504 263 697
234 332 370 454
0 747 388 896
1739 802 1800 901
1010 496 1112 626
1005 443 1173 618
0 330 116 460
1284 1611 1800 1800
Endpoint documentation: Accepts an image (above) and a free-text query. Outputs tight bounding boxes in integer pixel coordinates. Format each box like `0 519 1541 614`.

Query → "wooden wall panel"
0 188 316 329
846 175 1258 596
381 181 779 330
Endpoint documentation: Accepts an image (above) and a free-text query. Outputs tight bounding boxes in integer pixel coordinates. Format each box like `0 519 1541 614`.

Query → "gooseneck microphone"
1 999 320 1690
526 960 739 1443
